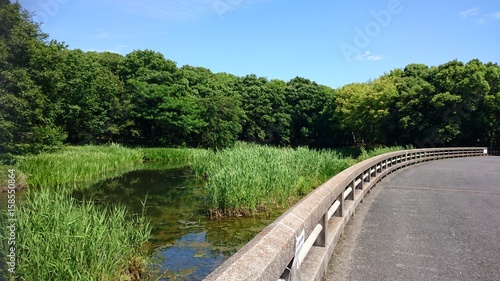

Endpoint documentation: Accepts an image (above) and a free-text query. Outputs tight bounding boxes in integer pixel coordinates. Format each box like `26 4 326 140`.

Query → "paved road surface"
324 156 500 281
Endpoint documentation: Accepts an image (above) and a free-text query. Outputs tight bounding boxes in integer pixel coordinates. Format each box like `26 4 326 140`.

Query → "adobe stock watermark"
31 0 71 24
340 0 406 63
5 169 17 276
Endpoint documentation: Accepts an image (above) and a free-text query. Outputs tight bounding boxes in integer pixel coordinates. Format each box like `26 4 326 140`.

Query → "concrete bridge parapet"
204 147 491 281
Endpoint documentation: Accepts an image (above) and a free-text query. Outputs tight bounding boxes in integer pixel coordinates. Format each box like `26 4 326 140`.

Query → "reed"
0 189 151 281
15 144 207 191
141 147 209 164
193 143 355 217
1 144 207 280
194 143 408 217
16 144 144 191
13 143 408 215
355 146 410 161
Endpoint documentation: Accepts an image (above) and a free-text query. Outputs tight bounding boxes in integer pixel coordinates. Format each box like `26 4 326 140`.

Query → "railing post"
365 168 371 183
347 180 355 200
314 213 327 247
358 174 364 189
334 194 344 217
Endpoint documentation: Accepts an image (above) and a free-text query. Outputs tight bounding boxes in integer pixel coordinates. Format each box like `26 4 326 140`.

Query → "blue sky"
17 0 500 88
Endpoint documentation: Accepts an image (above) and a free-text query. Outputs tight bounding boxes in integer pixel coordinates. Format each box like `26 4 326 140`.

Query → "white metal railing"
204 147 489 281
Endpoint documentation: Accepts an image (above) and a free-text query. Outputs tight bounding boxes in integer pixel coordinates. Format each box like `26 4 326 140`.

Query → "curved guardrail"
204 147 489 281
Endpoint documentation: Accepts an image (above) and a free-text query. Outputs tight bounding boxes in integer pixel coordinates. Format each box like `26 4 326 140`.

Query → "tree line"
1 2 499 163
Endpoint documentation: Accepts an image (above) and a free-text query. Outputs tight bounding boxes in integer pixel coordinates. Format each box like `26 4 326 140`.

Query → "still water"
73 167 284 280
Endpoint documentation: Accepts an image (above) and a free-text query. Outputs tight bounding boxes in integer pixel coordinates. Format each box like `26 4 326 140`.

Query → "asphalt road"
323 156 500 281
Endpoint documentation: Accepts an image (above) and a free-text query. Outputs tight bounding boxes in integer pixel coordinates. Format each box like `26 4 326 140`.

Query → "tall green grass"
16 144 144 190
16 144 208 191
194 143 355 216
355 146 410 161
2 144 207 280
0 189 151 281
141 147 209 164
11 144 409 217
194 143 409 217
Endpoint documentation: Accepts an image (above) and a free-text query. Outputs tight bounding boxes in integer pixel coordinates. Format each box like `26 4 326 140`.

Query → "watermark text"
6 169 17 274
32 0 71 24
340 0 404 63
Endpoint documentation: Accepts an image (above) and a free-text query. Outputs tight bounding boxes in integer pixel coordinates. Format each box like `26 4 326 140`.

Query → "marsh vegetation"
1 143 403 280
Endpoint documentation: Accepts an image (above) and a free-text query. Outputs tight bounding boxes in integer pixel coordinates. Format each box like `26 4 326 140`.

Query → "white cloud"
356 51 383 61
367 55 382 61
459 8 500 24
489 11 500 20
459 7 480 18
94 30 109 40
93 0 264 23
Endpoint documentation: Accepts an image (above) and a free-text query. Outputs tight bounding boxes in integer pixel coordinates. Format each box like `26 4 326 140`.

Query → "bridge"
204 148 500 281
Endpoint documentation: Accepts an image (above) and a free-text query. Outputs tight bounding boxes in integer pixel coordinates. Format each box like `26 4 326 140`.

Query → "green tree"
118 49 177 84
119 50 188 146
477 62 500 146
285 77 330 146
237 75 291 145
390 64 437 146
238 74 269 143
425 60 485 146
45 49 127 145
334 77 397 146
454 59 491 146
181 66 243 148
262 79 291 145
0 1 65 161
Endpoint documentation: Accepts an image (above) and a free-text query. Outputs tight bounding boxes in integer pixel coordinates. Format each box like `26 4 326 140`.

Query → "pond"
72 167 285 280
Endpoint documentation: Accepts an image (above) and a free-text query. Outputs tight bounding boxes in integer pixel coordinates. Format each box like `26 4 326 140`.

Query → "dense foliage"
1 2 499 163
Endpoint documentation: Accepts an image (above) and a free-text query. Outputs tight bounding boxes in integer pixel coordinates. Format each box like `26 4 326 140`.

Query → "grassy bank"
1 144 206 281
15 144 207 191
1 189 151 280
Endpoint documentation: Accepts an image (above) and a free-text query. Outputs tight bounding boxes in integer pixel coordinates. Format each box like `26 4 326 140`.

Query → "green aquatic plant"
15 144 207 192
194 143 354 217
0 189 151 281
193 143 408 217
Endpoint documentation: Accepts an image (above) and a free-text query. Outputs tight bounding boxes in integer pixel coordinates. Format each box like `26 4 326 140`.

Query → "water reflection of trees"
71 167 285 262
